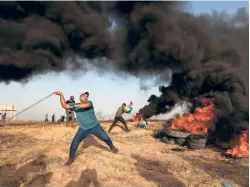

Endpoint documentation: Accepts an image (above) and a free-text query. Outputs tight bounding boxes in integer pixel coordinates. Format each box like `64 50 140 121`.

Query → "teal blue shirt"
71 101 99 130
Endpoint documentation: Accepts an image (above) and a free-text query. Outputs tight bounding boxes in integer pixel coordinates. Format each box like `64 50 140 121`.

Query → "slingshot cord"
7 93 54 121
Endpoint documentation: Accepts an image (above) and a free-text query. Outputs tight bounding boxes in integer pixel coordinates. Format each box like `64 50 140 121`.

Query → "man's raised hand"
53 91 62 95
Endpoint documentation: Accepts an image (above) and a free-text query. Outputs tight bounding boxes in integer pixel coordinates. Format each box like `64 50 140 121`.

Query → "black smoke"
0 2 248 140
112 2 249 140
0 1 112 81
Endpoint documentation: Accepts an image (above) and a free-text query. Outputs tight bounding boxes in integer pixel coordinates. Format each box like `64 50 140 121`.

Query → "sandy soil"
0 122 248 187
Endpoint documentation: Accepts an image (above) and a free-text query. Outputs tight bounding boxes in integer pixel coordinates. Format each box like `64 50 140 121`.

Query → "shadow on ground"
65 168 100 187
0 154 53 187
185 155 249 186
132 154 185 187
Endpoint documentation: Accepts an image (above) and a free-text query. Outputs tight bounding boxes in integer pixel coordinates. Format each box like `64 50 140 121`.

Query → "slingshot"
5 93 54 122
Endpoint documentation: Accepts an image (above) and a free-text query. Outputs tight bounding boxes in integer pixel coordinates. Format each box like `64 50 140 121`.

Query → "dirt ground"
0 122 248 187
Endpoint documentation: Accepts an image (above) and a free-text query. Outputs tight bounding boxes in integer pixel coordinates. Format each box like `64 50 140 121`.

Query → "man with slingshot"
53 91 119 165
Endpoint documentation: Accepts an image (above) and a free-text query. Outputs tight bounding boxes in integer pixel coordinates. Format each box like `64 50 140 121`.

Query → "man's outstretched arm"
74 103 92 109
125 109 132 114
123 108 131 114
53 91 69 109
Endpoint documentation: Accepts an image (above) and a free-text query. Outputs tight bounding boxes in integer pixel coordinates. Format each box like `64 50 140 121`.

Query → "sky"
0 1 249 121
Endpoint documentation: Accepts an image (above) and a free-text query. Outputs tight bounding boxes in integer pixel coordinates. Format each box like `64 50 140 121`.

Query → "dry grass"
0 122 248 187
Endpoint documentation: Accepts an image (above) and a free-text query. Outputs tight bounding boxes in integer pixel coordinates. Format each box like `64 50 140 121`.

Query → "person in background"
2 112 6 122
53 91 119 165
52 114 55 124
58 115 66 124
45 114 49 123
66 96 75 125
108 103 131 133
62 115 65 122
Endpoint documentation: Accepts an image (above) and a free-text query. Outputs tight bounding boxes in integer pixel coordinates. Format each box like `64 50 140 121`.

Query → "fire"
132 113 143 123
226 130 249 158
171 98 215 135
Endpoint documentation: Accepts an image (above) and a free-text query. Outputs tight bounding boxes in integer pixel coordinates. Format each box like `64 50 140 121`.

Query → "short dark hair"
122 103 126 106
84 92 89 97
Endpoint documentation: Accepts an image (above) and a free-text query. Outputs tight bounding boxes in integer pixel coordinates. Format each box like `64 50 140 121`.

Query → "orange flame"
171 98 215 135
132 113 143 123
226 130 249 158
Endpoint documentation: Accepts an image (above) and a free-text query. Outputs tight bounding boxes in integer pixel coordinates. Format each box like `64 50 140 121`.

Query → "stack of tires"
156 128 208 149
187 134 207 149
165 128 191 146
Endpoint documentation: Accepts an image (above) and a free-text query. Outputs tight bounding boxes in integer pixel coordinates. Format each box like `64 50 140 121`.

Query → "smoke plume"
0 2 248 139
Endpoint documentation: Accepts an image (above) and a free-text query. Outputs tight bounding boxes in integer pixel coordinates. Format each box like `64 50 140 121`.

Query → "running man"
108 103 131 133
53 91 119 165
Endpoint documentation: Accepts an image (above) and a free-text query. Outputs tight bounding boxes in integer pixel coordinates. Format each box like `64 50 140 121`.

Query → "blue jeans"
69 123 114 159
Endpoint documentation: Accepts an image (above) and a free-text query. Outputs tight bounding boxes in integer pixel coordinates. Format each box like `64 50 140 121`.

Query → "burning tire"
175 138 187 146
165 128 191 138
188 140 206 149
160 136 175 144
188 134 207 144
164 137 175 144
154 131 167 139
187 134 207 149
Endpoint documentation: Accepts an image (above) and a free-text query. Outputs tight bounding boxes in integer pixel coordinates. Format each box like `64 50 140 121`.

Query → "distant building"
0 105 17 120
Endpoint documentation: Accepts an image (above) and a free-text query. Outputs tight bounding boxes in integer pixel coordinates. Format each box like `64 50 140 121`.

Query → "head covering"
84 92 89 97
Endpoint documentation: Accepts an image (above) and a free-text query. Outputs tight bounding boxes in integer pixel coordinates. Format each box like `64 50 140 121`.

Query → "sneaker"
110 146 119 153
65 159 74 166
